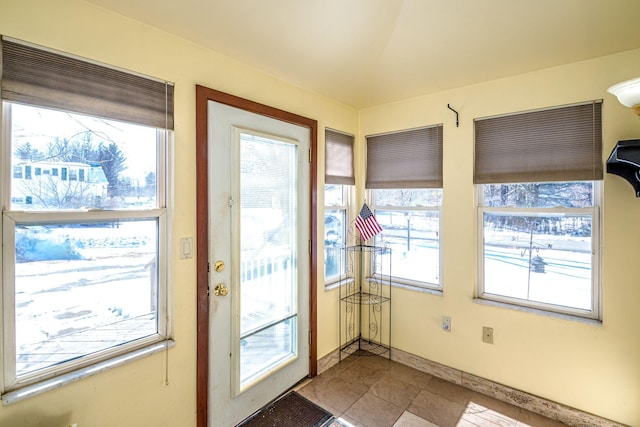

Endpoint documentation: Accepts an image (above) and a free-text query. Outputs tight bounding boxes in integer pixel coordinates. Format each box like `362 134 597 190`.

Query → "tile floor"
296 354 567 427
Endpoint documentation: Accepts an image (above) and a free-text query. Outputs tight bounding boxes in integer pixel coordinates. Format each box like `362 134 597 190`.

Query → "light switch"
180 237 193 259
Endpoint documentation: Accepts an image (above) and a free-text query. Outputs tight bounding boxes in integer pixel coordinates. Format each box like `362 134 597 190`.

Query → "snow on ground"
376 228 591 310
14 222 157 375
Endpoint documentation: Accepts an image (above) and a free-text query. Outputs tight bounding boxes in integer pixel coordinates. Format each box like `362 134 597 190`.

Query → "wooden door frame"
195 85 318 427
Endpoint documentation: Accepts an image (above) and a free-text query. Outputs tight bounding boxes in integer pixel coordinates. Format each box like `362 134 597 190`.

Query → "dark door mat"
236 391 333 427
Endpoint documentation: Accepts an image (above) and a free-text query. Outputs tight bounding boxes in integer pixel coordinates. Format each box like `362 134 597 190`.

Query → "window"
475 101 602 319
12 166 22 179
371 189 442 288
324 184 349 281
366 125 443 290
1 37 174 398
324 129 354 285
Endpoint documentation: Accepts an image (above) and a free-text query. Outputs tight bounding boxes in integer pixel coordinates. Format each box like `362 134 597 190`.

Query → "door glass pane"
240 318 296 390
14 220 158 376
239 132 298 389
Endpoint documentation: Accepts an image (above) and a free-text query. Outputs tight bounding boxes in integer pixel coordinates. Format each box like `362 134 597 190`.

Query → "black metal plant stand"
339 245 391 360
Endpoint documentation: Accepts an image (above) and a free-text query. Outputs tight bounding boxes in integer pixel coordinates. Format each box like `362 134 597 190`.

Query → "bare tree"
15 173 99 209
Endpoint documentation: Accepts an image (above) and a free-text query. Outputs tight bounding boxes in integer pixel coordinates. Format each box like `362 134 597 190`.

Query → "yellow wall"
2 0 639 426
359 49 640 425
0 0 356 426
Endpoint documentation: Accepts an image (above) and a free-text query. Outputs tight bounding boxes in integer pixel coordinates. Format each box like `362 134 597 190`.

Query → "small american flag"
355 203 382 242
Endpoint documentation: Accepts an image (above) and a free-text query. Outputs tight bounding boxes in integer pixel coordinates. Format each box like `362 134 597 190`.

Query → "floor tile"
516 409 567 426
426 376 475 405
458 400 519 426
393 411 439 427
466 392 522 420
355 354 395 371
341 358 391 388
370 372 422 409
408 389 466 427
387 362 433 389
323 419 351 427
342 392 405 427
298 373 368 415
294 355 572 427
321 355 360 379
338 414 368 427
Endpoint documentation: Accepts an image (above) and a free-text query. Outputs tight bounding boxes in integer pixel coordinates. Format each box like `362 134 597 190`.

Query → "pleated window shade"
325 129 355 185
366 125 443 189
474 101 602 184
1 37 174 130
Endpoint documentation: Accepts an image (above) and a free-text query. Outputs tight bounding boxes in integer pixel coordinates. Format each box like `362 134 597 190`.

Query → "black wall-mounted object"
607 139 640 197
447 104 459 127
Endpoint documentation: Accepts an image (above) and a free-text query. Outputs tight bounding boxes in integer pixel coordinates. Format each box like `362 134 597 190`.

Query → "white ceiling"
86 0 640 108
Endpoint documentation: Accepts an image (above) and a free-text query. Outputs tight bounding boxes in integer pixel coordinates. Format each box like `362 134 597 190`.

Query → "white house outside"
12 160 109 209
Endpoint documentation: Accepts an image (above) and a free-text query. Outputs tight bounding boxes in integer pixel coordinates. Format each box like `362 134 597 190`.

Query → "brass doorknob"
213 283 229 296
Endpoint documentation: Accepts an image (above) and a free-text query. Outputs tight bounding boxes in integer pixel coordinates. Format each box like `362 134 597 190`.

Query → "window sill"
363 277 442 296
2 339 175 405
325 277 354 291
388 281 443 296
329 276 442 296
473 298 602 325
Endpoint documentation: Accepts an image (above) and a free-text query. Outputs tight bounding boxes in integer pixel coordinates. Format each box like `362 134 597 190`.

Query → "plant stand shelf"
339 245 391 361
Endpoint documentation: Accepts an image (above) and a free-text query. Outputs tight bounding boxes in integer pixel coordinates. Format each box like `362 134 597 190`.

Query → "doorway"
195 86 318 427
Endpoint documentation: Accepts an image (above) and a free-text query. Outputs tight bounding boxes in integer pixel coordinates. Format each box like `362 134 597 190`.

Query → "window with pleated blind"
366 125 442 189
324 129 353 285
325 128 354 185
366 125 443 291
474 101 602 184
475 101 602 320
1 37 174 129
1 36 174 400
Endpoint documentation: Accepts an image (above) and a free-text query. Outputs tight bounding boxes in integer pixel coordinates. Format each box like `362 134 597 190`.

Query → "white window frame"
0 102 173 401
476 182 601 320
370 188 443 293
324 184 351 288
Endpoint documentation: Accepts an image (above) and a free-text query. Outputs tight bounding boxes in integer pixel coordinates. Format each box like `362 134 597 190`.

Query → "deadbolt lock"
214 260 225 272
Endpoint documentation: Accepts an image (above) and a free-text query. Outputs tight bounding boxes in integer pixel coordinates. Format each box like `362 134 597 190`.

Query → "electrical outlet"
442 316 452 332
482 326 493 344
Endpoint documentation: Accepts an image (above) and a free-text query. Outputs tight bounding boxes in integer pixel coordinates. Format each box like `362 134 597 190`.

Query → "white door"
207 101 310 427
